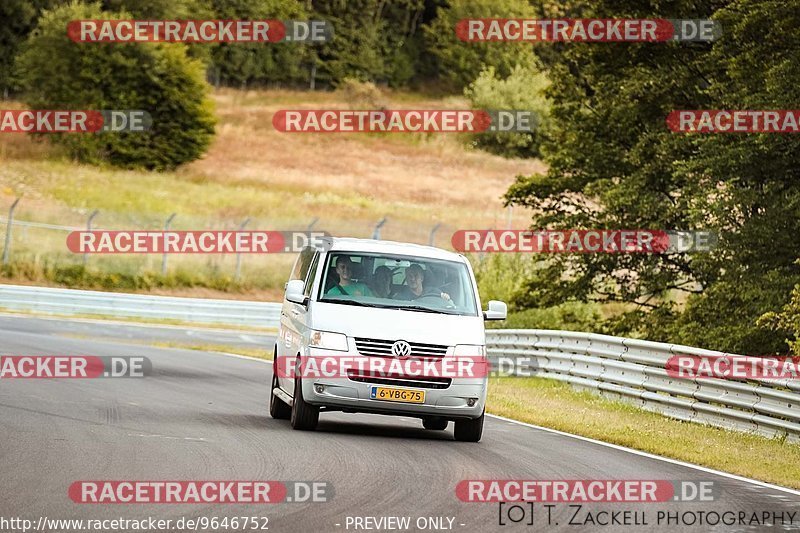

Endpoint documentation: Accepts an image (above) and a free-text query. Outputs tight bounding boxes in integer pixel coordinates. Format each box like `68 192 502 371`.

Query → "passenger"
326 256 372 297
370 265 393 298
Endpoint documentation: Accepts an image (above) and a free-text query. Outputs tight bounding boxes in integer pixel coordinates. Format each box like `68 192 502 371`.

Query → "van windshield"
318 252 478 316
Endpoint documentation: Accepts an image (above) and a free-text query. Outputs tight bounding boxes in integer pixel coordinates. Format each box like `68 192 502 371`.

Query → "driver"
326 256 372 297
392 263 450 302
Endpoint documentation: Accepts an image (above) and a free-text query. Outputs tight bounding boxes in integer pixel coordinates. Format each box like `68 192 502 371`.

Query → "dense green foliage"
205 0 310 87
465 64 550 157
0 0 68 95
423 0 537 90
310 0 427 88
15 2 216 170
505 0 800 354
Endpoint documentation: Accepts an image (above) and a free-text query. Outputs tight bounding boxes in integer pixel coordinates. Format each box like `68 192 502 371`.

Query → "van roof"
322 237 465 262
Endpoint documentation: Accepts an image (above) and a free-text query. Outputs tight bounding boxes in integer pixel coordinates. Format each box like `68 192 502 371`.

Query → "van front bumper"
301 378 487 420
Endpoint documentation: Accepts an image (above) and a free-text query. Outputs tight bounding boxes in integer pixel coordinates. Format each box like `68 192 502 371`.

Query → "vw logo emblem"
391 340 412 358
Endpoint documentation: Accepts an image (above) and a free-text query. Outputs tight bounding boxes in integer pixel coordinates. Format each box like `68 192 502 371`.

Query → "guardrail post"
372 217 387 240
234 217 250 282
428 223 441 246
83 210 99 267
2 197 21 266
161 213 176 276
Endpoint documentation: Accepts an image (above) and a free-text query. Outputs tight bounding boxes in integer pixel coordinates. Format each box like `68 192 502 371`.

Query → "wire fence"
0 196 471 286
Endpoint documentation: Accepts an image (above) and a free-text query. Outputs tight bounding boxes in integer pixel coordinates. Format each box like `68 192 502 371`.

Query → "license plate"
370 386 425 404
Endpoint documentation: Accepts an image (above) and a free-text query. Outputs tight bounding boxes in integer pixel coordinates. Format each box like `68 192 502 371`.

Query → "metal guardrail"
486 329 800 442
1 282 796 440
0 284 281 328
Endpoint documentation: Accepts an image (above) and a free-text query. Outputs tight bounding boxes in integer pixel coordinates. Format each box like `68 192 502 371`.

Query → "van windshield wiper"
320 298 384 308
389 305 458 315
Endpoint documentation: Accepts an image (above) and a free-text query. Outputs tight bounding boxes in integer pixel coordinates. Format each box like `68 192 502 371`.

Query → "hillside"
0 88 542 299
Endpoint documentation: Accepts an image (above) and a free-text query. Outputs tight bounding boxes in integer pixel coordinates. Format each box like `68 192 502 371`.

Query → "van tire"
422 417 448 430
269 370 291 420
454 410 484 442
290 366 319 430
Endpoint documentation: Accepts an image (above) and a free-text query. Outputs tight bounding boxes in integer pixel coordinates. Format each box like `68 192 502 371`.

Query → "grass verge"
487 375 800 490
150 342 273 360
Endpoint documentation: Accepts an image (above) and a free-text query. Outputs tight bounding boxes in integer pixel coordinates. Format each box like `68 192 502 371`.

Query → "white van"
270 237 506 442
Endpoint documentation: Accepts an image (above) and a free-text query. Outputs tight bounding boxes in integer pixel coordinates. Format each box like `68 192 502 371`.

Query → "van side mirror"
285 279 307 305
483 300 507 321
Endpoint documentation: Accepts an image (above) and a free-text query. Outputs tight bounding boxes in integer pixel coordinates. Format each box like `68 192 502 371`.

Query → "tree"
15 1 216 170
505 0 800 354
310 0 426 88
0 0 67 96
423 0 538 90
205 0 310 88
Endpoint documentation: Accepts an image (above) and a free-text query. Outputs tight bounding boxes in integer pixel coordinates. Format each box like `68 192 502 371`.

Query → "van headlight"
453 344 486 358
309 330 349 352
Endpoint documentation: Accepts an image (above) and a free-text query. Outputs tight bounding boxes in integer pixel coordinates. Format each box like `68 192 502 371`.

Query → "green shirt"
326 282 372 297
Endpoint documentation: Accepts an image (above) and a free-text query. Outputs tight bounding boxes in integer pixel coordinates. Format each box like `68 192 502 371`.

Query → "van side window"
289 247 316 283
303 252 320 296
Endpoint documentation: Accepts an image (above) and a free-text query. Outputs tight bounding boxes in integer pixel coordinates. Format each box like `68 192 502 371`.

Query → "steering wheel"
416 291 456 309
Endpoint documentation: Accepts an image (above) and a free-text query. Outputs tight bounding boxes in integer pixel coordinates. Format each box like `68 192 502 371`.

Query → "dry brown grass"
1 88 542 231
186 88 543 225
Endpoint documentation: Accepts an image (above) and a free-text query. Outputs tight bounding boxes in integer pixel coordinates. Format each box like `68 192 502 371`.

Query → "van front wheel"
269 370 291 420
454 410 484 442
290 369 319 430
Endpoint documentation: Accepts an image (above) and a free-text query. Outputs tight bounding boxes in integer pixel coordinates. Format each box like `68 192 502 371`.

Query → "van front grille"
354 337 448 359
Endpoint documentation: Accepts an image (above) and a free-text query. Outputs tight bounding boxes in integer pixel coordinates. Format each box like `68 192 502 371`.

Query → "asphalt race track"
1 315 799 532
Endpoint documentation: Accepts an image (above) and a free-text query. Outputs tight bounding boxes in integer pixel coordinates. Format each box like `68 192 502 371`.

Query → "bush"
759 266 800 356
465 64 550 157
14 1 216 170
471 253 539 305
666 271 798 355
336 78 388 109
